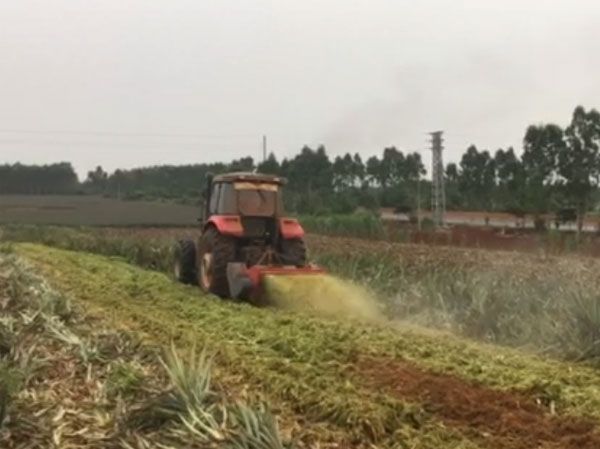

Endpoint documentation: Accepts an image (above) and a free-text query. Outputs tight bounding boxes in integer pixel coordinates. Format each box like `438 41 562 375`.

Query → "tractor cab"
203 172 285 218
201 172 287 245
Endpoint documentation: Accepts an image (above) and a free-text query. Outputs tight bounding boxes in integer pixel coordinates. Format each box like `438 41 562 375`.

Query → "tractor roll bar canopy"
212 172 287 185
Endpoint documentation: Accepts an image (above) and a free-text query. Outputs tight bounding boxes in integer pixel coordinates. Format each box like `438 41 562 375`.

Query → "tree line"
82 146 426 214
0 163 79 194
446 106 600 230
1 105 599 225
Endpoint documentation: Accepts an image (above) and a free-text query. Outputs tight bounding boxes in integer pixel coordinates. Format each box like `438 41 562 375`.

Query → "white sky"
0 0 598 179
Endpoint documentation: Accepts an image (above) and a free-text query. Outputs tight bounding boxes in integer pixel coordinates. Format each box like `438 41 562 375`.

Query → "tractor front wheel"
198 227 237 297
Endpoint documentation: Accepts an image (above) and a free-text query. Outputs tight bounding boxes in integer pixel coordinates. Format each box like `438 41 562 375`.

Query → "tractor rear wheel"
174 240 197 284
280 238 307 267
198 227 236 297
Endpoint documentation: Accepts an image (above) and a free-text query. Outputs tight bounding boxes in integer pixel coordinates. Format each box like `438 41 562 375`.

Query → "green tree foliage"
86 166 108 192
380 147 402 187
256 153 281 175
522 124 563 214
352 153 366 187
332 153 355 190
458 146 496 210
228 157 255 172
559 106 600 232
280 146 333 213
445 162 461 209
285 146 333 193
494 148 525 214
365 156 381 187
0 162 78 194
442 106 600 220
101 163 229 202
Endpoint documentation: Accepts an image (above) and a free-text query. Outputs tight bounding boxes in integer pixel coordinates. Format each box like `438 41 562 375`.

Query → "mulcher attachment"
227 262 327 302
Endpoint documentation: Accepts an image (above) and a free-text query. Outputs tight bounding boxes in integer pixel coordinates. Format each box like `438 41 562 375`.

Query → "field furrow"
356 356 600 449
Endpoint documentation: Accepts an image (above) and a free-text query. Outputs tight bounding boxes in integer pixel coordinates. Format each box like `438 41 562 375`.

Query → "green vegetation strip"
13 246 600 437
7 225 600 362
14 243 484 449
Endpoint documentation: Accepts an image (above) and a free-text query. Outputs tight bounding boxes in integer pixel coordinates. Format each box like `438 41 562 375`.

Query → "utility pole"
262 135 267 162
430 131 446 227
416 170 421 231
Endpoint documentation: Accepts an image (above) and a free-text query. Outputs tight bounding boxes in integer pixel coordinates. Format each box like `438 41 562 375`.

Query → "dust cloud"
262 274 381 322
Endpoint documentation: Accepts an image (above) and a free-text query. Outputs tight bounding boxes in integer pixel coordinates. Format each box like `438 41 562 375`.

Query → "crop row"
0 247 297 448
3 224 600 363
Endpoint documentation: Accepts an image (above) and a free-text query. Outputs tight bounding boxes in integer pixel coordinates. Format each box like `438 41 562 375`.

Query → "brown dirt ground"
355 356 600 449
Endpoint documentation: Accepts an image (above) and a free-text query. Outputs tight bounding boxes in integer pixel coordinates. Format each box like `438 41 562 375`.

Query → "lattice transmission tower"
430 131 446 227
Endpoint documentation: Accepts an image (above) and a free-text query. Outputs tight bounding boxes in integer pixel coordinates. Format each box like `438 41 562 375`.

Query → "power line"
0 139 255 148
0 129 257 139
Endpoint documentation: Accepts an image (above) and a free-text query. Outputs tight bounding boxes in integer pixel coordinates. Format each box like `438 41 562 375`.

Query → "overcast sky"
0 0 598 179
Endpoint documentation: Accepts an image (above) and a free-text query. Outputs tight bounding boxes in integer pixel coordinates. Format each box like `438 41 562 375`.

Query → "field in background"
3 194 600 256
0 194 199 226
381 209 600 232
302 213 600 256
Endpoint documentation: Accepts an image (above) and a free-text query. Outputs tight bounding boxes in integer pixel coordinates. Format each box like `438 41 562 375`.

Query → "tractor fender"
279 217 305 239
205 215 244 237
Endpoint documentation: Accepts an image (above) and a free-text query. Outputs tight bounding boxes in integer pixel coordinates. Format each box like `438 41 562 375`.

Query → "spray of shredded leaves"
262 274 382 321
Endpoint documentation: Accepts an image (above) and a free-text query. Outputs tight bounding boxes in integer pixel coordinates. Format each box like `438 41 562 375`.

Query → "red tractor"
174 172 324 301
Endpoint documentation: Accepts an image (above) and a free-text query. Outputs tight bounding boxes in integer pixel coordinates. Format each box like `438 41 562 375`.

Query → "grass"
13 243 600 439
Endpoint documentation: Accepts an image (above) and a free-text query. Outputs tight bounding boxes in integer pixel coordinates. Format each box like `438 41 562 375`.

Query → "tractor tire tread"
201 227 236 297
175 240 197 285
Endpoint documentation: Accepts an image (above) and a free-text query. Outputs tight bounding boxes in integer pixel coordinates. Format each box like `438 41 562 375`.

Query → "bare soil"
356 356 600 449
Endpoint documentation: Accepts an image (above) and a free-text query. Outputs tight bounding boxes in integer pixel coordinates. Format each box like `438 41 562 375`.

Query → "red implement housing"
227 262 327 302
